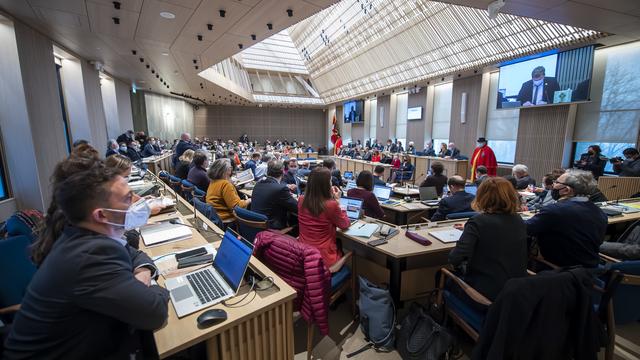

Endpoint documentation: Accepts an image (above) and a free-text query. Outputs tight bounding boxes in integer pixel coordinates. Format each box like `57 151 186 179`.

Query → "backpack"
397 301 454 360
347 276 396 357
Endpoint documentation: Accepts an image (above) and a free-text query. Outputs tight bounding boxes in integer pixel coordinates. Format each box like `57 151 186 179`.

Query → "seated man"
447 142 461 159
244 152 260 176
251 161 299 230
474 165 489 186
323 158 342 187
512 164 536 190
525 169 607 267
528 173 556 210
298 161 311 177
254 154 271 180
282 159 299 187
373 165 386 187
431 176 475 221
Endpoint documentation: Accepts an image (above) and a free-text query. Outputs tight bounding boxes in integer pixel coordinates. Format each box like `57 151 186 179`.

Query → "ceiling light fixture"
219 10 226 18
139 57 144 62
193 59 197 64
197 34 203 41
286 9 293 17
238 43 243 49
487 0 505 20
267 23 273 30
251 34 256 40
113 1 121 10
160 11 175 19
131 49 137 55
207 23 213 31
112 17 120 24
146 64 150 68
161 52 169 56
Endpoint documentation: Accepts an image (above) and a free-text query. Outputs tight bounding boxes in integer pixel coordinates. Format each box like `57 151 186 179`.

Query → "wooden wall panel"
515 105 571 182
195 105 327 148
450 75 482 159
407 90 427 148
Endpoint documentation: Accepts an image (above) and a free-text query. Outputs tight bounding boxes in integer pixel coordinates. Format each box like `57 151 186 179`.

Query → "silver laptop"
339 196 363 224
419 186 438 201
165 230 253 318
373 185 396 205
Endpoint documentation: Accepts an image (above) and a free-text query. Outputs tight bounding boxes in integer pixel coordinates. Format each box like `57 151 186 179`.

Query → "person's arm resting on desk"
74 243 170 330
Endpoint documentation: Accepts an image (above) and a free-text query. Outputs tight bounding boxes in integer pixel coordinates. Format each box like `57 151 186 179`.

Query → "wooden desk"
392 186 420 197
380 200 437 225
145 174 297 360
290 152 318 159
338 219 461 305
333 157 393 180
409 155 469 180
521 199 640 225
143 152 173 174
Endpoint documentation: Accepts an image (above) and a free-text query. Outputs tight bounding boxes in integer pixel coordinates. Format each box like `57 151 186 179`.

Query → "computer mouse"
196 309 228 327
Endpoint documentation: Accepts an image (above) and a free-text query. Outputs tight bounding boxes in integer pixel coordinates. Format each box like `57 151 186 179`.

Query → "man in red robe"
470 137 497 181
331 128 342 155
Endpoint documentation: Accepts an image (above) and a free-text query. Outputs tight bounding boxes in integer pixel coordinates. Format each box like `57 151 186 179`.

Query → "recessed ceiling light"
160 11 175 19
161 52 169 56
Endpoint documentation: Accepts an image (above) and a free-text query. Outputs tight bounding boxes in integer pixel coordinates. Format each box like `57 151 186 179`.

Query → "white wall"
100 77 120 141
115 78 134 134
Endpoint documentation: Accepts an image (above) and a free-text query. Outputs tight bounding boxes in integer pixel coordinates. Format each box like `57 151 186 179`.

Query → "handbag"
397 302 454 360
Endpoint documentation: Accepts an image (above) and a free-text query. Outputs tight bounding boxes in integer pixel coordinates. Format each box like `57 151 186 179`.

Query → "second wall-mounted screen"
497 45 594 109
343 100 364 123
407 106 422 120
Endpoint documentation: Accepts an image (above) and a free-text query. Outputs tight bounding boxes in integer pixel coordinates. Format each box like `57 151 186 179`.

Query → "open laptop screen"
339 197 363 220
373 185 392 201
214 230 253 292
465 185 478 196
345 180 357 191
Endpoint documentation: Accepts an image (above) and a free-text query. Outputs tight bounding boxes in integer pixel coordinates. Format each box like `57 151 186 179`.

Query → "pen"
358 223 366 229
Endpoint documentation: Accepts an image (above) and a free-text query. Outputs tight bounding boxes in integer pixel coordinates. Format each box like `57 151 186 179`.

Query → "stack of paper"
140 218 193 247
344 223 379 238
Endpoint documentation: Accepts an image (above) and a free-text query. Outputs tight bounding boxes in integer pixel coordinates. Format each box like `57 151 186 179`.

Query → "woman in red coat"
371 150 381 163
298 167 351 269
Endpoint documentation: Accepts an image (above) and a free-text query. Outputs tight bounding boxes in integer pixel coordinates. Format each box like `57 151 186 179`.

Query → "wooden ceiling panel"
96 34 140 56
135 0 193 44
199 33 249 68
32 6 90 31
158 0 203 10
86 2 138 39
228 0 321 39
27 0 86 15
89 0 143 12
171 34 214 54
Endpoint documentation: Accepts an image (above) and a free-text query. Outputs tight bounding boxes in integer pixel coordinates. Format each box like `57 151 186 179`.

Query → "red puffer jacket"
253 231 331 335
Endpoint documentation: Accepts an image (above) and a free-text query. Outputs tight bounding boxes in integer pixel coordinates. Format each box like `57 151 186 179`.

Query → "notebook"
428 229 463 243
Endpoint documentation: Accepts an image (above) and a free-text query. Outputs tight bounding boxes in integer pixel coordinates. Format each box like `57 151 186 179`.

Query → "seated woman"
438 142 451 158
371 150 381 163
174 149 195 179
187 151 210 192
347 171 384 219
206 158 251 224
419 161 448 197
298 167 351 271
391 155 414 182
448 177 528 301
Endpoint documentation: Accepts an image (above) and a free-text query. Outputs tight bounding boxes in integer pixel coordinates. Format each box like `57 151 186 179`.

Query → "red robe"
333 137 342 155
470 145 497 181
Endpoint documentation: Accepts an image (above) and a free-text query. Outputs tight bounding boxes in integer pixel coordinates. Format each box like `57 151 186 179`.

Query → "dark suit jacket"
431 190 475 221
142 143 161 157
105 149 118 158
449 213 528 300
526 197 607 267
173 140 197 166
251 177 298 229
450 148 461 159
125 147 142 162
515 175 536 190
422 148 436 157
373 176 386 187
516 77 560 105
4 226 169 360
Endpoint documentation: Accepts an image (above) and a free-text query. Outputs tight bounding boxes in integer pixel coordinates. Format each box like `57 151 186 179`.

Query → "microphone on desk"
168 219 223 238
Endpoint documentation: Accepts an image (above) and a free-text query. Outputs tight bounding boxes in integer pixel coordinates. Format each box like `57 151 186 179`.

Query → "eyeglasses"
553 180 570 187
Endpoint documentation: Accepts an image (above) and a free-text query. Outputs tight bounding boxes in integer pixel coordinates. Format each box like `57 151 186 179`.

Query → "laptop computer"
373 185 397 205
339 197 363 224
343 171 354 180
345 180 357 191
465 185 478 196
165 230 254 318
419 186 440 206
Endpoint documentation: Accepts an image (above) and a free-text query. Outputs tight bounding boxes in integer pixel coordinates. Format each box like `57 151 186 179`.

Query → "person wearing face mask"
187 151 211 192
525 169 607 268
613 147 640 177
282 158 300 192
527 173 557 210
118 142 128 156
124 140 142 162
516 66 560 107
6 154 169 359
470 137 497 181
142 137 162 157
575 144 605 179
106 139 119 158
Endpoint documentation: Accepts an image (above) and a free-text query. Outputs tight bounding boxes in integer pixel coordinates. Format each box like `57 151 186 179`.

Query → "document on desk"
344 223 379 238
428 229 463 243
140 217 193 247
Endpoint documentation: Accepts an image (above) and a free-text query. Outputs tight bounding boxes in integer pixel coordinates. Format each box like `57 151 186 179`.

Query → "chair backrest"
168 175 182 193
192 197 224 229
181 179 195 201
193 188 206 202
0 235 37 307
233 206 268 243
608 260 640 324
446 211 478 220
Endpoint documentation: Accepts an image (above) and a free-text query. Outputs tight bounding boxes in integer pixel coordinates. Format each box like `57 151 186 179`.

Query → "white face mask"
533 78 543 86
102 199 151 230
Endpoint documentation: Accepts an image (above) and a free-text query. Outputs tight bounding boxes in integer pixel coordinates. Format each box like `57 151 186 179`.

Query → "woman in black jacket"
575 144 605 179
174 149 195 179
448 177 528 301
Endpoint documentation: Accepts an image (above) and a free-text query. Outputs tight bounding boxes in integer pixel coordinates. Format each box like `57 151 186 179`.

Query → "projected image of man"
348 105 356 122
517 66 560 106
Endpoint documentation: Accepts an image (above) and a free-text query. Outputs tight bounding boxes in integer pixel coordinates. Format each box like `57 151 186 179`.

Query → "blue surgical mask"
533 79 543 86
120 146 127 152
103 199 151 230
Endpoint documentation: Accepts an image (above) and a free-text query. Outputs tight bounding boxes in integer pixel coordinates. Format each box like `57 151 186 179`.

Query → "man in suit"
431 176 475 221
173 132 198 167
106 139 119 158
525 169 607 267
347 105 357 122
422 141 436 157
244 152 260 176
4 155 169 359
373 165 386 186
251 160 299 230
516 66 560 106
447 142 461 159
